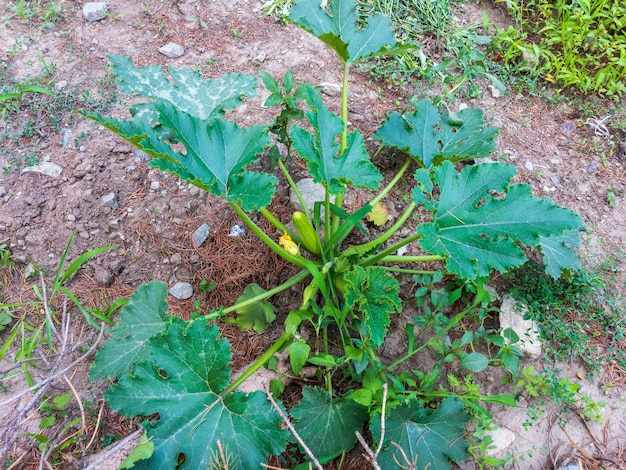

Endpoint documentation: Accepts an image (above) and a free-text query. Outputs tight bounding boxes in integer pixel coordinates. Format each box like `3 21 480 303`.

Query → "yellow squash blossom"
278 231 300 256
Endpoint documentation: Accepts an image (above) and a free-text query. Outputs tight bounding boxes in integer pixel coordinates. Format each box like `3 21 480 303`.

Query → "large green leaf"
291 85 381 194
289 0 396 64
108 54 257 120
538 229 582 279
373 398 470 469
89 102 276 211
414 162 583 279
105 318 288 469
374 100 499 168
343 266 402 347
290 386 368 464
89 281 168 381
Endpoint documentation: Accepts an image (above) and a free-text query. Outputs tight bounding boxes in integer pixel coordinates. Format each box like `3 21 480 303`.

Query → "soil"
1 0 625 469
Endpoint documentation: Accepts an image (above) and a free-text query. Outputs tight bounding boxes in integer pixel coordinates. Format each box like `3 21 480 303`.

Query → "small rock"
94 266 114 287
319 82 342 97
191 223 211 247
524 161 534 172
134 150 150 162
458 102 469 111
22 161 63 178
228 224 245 237
13 254 27 264
150 181 160 191
587 160 599 174
61 129 72 148
499 295 542 359
253 51 266 63
486 427 516 457
159 42 185 58
101 192 118 208
169 253 182 265
489 85 502 98
290 178 335 216
169 282 193 300
83 2 108 22
23 263 37 279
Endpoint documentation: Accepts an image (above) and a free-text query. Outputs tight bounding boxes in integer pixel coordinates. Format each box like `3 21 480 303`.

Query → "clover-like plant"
87 0 583 468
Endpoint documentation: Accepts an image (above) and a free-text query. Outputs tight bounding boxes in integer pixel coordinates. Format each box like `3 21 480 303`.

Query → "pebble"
500 295 542 358
169 282 193 300
587 160 599 174
228 224 245 237
22 161 63 178
23 263 36 279
290 178 335 216
82 2 108 22
101 192 118 208
191 223 211 247
94 266 114 287
486 427 516 457
150 181 160 191
319 82 342 97
159 42 185 58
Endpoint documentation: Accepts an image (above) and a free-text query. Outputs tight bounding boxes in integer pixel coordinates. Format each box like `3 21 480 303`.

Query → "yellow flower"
278 231 300 256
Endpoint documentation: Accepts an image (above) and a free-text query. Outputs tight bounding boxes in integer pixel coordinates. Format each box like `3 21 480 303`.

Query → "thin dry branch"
0 294 105 466
264 385 323 470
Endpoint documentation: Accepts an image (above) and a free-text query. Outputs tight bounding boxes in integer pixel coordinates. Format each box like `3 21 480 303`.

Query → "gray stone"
486 427 516 457
192 223 211 247
319 82 342 97
94 266 114 287
23 263 37 279
101 192 118 208
83 2 108 22
290 178 335 216
22 161 63 178
158 42 185 58
150 181 160 191
134 149 150 162
228 224 245 238
499 295 542 358
169 282 193 300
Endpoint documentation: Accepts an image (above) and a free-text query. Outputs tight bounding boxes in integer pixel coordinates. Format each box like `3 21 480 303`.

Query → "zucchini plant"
87 0 583 468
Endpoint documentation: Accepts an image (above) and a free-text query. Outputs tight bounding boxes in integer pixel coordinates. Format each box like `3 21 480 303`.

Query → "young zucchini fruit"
292 211 321 255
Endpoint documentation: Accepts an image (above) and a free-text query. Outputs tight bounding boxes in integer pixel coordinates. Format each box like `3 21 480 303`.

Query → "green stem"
230 203 307 269
376 254 445 264
259 206 297 241
330 62 350 239
369 157 412 208
221 270 310 315
360 233 423 267
378 267 440 275
351 202 416 254
278 159 311 220
340 62 349 151
223 330 292 395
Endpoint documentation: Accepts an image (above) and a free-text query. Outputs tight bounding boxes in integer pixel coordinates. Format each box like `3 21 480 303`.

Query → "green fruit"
292 211 321 255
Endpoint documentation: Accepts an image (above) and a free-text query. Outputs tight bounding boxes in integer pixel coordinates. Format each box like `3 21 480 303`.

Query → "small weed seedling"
86 0 584 468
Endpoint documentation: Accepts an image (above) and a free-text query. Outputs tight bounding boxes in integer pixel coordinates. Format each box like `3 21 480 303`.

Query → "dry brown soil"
1 0 626 469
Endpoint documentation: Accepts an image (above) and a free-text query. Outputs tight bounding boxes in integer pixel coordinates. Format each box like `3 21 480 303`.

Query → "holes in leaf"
489 189 506 200
157 368 169 379
475 197 486 208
